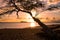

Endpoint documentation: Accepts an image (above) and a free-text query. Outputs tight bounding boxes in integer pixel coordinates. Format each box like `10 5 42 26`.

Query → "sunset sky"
0 0 60 22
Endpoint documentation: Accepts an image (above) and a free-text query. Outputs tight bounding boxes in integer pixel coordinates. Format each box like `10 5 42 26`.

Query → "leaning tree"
0 0 59 40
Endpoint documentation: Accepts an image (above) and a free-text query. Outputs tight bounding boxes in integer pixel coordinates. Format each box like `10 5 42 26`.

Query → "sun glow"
31 9 37 17
30 22 36 28
29 9 37 28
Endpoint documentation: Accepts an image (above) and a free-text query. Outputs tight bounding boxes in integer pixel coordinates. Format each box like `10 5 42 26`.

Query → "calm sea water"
0 22 60 29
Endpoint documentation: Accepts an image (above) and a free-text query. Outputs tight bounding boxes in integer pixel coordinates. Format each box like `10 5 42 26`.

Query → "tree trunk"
32 17 58 40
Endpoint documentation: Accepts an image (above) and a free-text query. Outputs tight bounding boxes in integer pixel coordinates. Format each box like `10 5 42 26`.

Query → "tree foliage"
0 0 59 40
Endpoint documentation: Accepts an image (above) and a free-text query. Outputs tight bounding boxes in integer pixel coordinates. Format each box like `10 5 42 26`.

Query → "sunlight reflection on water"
30 22 36 28
0 22 60 29
0 22 39 29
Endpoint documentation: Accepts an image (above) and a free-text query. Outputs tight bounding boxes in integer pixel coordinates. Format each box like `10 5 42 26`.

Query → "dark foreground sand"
0 28 60 40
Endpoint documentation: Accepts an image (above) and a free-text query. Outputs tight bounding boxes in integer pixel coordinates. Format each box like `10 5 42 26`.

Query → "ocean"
0 22 60 29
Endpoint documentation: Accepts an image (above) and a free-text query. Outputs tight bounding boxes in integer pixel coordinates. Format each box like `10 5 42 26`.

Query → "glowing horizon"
0 0 60 22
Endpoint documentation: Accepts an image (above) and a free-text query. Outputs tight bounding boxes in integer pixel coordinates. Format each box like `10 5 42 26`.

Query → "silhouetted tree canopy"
0 0 59 40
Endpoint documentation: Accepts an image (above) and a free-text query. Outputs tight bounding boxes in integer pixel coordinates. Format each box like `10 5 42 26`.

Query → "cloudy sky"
0 0 60 22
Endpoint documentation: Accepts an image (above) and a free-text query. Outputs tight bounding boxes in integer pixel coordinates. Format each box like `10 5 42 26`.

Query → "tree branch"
0 9 16 16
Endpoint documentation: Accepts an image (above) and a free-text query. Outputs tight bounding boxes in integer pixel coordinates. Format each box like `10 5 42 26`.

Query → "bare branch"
0 9 16 16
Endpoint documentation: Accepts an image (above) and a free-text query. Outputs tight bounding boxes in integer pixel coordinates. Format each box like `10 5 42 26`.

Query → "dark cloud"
46 2 60 10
